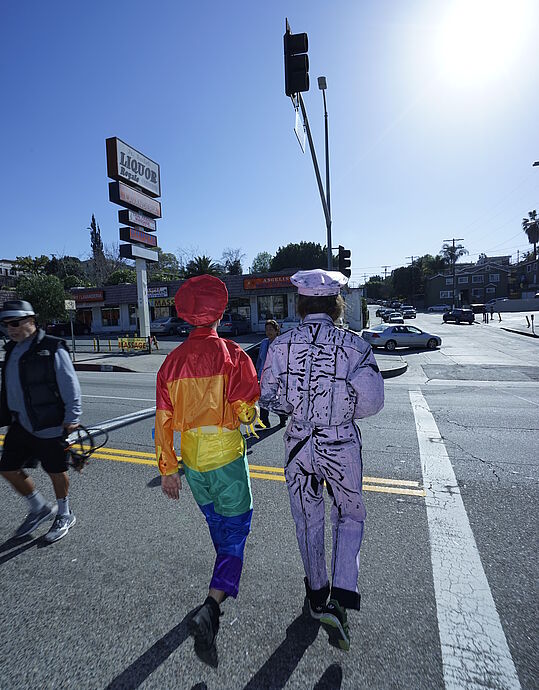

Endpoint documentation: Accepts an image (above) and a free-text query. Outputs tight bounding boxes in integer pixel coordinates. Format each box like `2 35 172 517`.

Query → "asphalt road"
0 313 537 689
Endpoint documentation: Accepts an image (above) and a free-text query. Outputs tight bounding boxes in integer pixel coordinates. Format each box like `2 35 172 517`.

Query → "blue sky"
2 0 538 284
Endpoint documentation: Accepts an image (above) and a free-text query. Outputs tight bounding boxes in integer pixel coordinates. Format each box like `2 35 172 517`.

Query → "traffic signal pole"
298 92 332 269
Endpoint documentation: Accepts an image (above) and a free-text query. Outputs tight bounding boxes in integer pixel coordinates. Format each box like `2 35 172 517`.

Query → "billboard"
118 209 157 232
119 227 158 247
106 137 161 197
109 181 162 218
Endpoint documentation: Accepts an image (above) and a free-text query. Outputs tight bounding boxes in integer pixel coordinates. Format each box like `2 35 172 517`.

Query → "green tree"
88 214 106 285
439 242 468 265
184 255 221 278
14 255 50 275
221 248 246 275
148 248 181 281
250 251 273 273
522 210 539 260
364 275 385 300
105 268 137 285
16 274 66 325
45 255 89 288
270 242 334 272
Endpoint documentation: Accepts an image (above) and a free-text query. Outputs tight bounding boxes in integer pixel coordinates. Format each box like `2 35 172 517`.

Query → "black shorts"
0 423 69 474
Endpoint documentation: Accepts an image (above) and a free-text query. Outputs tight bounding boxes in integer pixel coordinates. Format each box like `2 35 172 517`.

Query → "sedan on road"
362 324 442 351
150 316 190 336
427 304 451 312
217 312 251 336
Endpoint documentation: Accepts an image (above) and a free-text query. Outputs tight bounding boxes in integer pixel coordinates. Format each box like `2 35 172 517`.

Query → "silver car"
362 324 441 351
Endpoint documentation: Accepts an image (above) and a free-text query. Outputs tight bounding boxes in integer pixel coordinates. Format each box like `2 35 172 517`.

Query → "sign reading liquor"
109 181 162 218
118 209 156 232
106 137 161 197
119 227 158 247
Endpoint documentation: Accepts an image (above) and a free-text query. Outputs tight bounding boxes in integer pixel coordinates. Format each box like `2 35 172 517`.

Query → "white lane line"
410 390 521 690
82 394 155 402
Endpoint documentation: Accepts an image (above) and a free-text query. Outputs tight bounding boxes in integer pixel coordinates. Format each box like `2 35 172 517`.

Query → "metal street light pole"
318 76 332 269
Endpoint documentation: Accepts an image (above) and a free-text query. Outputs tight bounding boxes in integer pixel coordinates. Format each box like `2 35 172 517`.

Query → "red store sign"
73 291 104 303
243 276 292 290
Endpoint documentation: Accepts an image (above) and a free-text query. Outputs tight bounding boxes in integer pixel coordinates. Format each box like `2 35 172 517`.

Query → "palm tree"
439 242 469 265
184 255 221 278
522 210 539 260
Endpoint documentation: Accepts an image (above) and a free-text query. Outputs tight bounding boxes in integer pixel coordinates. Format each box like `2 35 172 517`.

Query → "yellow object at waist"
181 427 245 473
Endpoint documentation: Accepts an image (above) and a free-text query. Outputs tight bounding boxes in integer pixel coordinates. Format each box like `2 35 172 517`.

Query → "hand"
64 423 80 434
161 473 182 499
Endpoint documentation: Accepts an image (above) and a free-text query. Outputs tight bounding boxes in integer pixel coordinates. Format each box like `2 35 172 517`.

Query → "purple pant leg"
284 436 328 592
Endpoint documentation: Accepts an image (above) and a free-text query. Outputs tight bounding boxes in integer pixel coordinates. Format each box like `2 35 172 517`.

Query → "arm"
348 344 385 419
155 365 180 477
227 347 260 424
255 339 269 379
54 348 82 431
258 343 282 411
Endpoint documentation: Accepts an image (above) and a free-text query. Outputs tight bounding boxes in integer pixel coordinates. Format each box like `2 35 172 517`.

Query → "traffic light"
338 245 352 278
284 30 309 97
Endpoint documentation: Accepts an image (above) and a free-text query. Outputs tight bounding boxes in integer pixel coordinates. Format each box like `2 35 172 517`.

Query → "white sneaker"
14 503 57 539
44 511 76 543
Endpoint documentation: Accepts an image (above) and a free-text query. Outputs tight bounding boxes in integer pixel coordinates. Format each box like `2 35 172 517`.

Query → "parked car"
485 298 509 306
361 324 441 351
46 321 91 336
427 304 451 312
401 305 416 318
280 315 302 332
388 312 405 324
217 312 251 336
443 308 474 324
150 316 190 335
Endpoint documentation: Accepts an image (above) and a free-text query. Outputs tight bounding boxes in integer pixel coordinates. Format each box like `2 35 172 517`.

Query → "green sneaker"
320 599 350 651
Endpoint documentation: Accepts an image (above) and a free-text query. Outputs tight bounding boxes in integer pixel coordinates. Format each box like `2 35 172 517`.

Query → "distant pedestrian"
259 269 384 652
155 275 260 667
0 300 81 543
482 305 488 323
498 311 502 322
256 319 287 428
490 305 494 321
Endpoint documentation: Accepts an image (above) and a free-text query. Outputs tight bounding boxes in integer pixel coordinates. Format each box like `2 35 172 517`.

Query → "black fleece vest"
1 330 67 431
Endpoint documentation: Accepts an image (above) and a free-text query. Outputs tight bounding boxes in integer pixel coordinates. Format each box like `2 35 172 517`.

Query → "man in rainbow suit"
155 274 260 666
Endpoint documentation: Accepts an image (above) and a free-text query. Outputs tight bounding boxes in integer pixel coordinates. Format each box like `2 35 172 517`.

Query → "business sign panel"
149 297 175 307
106 137 161 197
73 290 104 303
118 337 150 351
120 243 159 262
118 209 156 232
148 286 169 298
109 181 162 218
119 226 158 247
243 276 293 290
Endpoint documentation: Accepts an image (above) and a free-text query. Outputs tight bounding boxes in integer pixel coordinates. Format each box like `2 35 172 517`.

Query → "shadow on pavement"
313 663 343 689
0 535 38 566
242 605 320 690
104 608 197 689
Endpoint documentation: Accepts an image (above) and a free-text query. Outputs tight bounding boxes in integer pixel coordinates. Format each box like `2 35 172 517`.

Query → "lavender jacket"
259 313 384 426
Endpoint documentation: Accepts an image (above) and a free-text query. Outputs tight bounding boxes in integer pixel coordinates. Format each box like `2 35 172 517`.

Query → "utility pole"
443 238 464 309
405 256 416 306
382 265 390 281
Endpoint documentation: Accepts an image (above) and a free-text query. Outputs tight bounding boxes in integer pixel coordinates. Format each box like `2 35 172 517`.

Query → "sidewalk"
68 349 408 378
476 310 539 338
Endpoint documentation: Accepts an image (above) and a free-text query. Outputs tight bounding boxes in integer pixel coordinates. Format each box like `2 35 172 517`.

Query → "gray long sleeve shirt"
5 336 82 439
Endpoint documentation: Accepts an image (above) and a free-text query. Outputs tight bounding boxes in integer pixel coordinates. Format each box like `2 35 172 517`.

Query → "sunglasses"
1 317 29 328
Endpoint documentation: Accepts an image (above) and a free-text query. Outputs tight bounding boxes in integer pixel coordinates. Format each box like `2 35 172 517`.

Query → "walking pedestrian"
256 319 287 428
155 275 260 666
490 305 494 322
0 300 81 543
483 305 488 323
259 269 384 651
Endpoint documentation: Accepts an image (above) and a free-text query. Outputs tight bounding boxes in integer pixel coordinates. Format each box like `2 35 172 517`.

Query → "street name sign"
106 137 161 197
118 209 156 232
119 227 158 247
109 181 162 218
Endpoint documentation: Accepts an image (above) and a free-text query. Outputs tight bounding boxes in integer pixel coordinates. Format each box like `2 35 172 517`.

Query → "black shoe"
188 598 220 667
304 577 329 621
320 599 350 651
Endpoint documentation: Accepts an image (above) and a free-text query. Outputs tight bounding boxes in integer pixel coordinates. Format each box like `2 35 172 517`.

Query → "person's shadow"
104 608 196 689
241 604 321 690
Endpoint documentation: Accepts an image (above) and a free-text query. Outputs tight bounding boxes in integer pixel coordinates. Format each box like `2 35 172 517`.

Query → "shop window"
226 298 251 319
257 295 288 321
101 306 120 327
129 305 138 325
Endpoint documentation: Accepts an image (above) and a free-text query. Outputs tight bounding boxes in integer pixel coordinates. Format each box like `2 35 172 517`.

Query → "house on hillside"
425 256 511 307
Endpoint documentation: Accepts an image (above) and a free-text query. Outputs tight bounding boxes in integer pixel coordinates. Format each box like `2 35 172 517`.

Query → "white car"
388 312 404 324
362 324 442 351
427 304 451 312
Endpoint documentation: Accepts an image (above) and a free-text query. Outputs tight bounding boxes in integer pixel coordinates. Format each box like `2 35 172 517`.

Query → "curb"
381 362 408 379
500 327 539 339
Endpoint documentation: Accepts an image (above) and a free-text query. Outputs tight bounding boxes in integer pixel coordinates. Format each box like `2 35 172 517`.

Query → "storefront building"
69 272 300 334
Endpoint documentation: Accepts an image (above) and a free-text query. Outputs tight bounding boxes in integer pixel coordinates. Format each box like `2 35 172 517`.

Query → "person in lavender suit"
259 269 384 651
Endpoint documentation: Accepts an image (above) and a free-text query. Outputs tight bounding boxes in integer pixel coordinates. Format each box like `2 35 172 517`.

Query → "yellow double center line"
0 437 425 497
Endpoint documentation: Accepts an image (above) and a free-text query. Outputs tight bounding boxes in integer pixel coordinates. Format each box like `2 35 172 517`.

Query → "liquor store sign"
106 137 161 197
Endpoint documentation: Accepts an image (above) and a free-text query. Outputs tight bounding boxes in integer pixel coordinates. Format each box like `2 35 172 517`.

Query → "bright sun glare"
438 0 533 86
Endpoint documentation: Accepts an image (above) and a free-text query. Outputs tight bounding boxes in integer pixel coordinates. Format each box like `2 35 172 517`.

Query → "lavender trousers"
284 418 365 610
